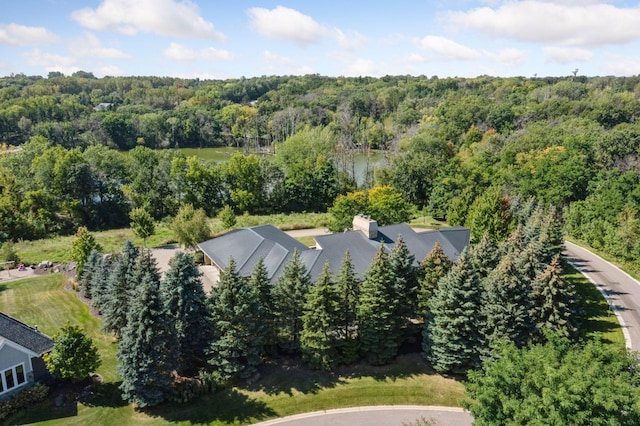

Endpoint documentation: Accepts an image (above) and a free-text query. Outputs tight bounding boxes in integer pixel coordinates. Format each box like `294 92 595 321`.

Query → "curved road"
564 241 640 351
251 406 473 426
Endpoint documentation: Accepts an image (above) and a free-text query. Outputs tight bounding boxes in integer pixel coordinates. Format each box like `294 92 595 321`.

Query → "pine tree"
535 208 565 265
481 254 534 357
389 235 417 320
357 243 400 365
80 249 101 299
522 203 545 245
161 251 212 374
417 241 453 319
531 256 577 340
300 262 341 370
117 263 179 407
248 257 277 352
208 257 266 383
272 249 311 350
101 241 139 337
501 224 526 258
423 250 484 374
335 250 360 364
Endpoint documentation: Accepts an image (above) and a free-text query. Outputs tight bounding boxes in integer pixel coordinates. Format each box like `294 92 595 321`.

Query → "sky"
2 0 640 80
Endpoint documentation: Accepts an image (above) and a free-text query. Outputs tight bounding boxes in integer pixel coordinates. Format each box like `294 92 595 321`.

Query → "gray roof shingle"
198 223 471 284
0 312 54 355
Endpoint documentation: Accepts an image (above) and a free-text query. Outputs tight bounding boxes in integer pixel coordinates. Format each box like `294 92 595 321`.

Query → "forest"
1 71 640 265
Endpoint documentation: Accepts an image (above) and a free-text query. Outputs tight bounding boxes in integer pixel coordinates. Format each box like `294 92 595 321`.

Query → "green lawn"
2 274 465 426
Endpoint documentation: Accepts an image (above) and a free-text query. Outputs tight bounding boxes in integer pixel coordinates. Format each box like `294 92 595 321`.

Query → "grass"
1 274 465 425
13 213 332 266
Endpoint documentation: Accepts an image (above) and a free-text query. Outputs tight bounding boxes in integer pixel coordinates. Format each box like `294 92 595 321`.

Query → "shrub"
0 384 49 421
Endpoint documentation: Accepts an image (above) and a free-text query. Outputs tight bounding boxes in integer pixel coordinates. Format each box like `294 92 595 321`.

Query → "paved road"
251 406 473 426
564 241 640 351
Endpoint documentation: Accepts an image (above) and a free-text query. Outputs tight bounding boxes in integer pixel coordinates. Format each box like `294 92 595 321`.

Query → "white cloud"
543 46 594 63
164 42 236 61
333 29 367 50
484 48 528 67
0 23 59 46
262 50 315 75
22 48 79 75
68 32 129 59
415 35 481 60
601 54 640 76
342 58 379 77
95 64 124 77
70 0 225 41
448 1 640 47
248 6 328 45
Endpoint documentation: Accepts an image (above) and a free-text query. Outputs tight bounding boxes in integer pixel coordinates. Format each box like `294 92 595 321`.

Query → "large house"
198 215 471 283
0 312 54 399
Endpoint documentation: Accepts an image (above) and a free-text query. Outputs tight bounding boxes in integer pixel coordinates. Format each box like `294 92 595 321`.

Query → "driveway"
564 241 640 351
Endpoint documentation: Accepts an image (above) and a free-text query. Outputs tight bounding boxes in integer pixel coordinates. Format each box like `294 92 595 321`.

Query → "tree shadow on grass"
145 388 276 425
83 381 129 408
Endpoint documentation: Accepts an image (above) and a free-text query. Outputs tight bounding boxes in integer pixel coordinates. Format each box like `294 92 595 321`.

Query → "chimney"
352 214 378 239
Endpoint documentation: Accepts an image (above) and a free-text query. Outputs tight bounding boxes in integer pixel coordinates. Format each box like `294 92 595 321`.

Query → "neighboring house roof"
0 312 54 355
198 222 471 283
93 102 112 111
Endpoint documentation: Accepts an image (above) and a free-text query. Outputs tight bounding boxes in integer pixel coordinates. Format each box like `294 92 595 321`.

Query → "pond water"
178 147 387 187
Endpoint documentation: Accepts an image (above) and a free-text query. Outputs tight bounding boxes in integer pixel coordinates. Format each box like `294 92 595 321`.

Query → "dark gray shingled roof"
198 223 471 284
0 312 54 355
197 225 309 281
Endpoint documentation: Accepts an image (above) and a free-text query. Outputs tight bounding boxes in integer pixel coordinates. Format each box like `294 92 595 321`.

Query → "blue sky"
2 0 640 79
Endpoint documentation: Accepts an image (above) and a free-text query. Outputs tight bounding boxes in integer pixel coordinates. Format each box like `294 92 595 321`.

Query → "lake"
178 147 387 187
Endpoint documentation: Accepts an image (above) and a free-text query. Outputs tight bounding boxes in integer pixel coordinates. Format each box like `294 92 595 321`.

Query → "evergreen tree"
248 257 277 351
417 241 453 319
272 249 311 350
300 262 341 370
522 203 545 245
101 241 139 337
500 224 526 258
531 256 577 340
481 254 534 357
208 258 266 383
535 208 565 265
161 251 212 373
357 243 401 365
80 249 101 299
89 254 110 312
335 250 360 364
423 250 484 374
117 263 179 407
468 233 500 279
389 235 417 320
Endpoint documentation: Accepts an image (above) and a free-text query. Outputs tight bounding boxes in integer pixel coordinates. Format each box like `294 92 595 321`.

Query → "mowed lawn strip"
2 274 465 426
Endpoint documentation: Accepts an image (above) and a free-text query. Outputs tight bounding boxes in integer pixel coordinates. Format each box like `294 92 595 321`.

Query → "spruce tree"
335 250 360 364
161 251 212 374
101 240 139 337
272 249 311 350
501 224 526 258
417 241 452 319
80 249 101 299
208 258 266 383
468 233 500 279
300 262 341 370
357 243 400 365
389 235 417 320
423 250 484 374
248 257 277 352
531 255 577 340
89 254 110 312
534 208 565 265
117 263 179 407
481 254 534 357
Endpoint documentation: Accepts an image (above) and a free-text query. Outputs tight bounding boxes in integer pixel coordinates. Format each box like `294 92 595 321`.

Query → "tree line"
3 73 640 266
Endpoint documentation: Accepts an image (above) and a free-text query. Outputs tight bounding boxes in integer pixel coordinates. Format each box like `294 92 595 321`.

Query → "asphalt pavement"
564 241 640 351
